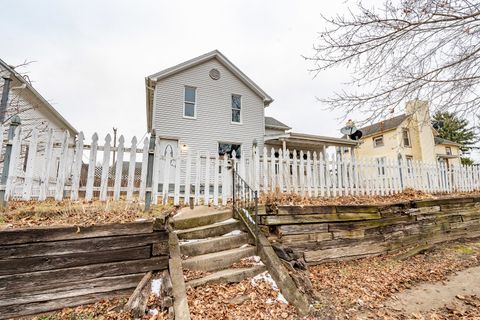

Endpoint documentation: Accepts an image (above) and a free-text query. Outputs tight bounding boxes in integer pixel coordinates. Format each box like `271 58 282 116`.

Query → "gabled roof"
434 136 461 147
0 58 77 135
357 114 409 138
265 116 291 130
145 50 273 132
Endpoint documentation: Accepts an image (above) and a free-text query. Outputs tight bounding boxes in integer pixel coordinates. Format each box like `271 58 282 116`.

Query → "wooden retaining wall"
0 220 169 319
262 196 480 265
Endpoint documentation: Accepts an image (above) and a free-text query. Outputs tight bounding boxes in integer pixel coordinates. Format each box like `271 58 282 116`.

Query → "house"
144 50 356 162
353 100 461 167
0 58 77 182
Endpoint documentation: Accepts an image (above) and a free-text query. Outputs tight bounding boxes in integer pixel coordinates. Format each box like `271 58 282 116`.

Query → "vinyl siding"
152 58 265 157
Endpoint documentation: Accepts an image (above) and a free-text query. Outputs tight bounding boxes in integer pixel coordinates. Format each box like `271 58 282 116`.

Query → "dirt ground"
308 238 480 319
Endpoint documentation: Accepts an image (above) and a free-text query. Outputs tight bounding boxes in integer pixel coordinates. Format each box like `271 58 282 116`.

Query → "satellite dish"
349 130 363 141
340 126 357 135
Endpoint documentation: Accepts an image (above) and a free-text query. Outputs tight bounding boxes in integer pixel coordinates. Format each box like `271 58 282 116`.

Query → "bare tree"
309 0 480 124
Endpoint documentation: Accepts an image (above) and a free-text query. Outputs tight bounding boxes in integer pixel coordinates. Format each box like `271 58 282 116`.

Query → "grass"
0 199 176 229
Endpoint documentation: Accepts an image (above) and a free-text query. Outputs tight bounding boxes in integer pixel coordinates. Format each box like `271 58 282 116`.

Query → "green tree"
432 112 478 164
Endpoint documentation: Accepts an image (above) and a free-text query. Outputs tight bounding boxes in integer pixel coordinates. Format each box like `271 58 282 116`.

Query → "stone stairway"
171 206 266 288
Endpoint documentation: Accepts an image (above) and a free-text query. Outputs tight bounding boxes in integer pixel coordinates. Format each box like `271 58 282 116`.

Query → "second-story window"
373 135 384 147
184 86 196 118
231 94 241 123
446 146 452 155
402 129 411 147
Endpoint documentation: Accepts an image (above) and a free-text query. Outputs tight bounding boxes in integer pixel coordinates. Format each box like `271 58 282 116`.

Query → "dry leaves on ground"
0 199 175 229
261 188 480 207
187 276 297 320
308 239 480 319
28 297 169 320
183 269 211 282
230 256 262 269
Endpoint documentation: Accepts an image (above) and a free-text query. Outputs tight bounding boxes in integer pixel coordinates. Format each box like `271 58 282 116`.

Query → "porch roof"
265 131 358 148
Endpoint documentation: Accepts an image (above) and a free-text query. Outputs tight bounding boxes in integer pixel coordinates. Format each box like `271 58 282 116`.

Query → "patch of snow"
223 229 242 236
252 256 262 263
179 238 201 243
277 292 288 304
151 279 162 296
240 244 250 248
135 218 148 222
251 271 288 304
149 308 159 316
242 208 255 224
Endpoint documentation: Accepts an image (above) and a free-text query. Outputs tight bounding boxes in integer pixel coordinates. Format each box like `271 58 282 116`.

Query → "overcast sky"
2 0 479 161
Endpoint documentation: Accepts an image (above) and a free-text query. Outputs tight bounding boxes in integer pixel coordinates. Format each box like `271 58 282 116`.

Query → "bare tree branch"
308 0 480 125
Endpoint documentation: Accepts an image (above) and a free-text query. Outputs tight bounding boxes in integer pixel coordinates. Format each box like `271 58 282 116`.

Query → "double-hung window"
231 94 241 123
402 129 411 147
184 86 196 118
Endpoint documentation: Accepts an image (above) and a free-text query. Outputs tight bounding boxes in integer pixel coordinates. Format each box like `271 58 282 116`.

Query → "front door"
158 139 178 189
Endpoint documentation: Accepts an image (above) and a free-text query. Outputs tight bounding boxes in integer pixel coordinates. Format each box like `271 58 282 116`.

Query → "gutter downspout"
0 76 12 123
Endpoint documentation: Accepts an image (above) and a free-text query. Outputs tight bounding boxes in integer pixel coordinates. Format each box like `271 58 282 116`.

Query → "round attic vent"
209 68 220 80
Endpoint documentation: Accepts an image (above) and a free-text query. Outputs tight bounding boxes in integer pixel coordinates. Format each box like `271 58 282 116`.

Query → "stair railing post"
144 130 156 211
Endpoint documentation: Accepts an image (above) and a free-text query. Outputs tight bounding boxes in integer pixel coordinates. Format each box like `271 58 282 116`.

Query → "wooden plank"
0 273 144 307
304 241 385 263
213 153 219 205
277 223 329 236
85 133 99 201
99 134 112 201
0 232 167 259
184 151 192 205
0 246 152 275
124 272 152 317
281 232 332 244
70 131 85 201
5 126 22 201
22 128 38 200
0 257 168 292
113 135 125 200
277 205 336 215
262 212 381 226
54 131 70 201
174 154 181 205
0 221 155 245
0 289 133 320
126 136 138 201
38 129 54 201
139 136 149 201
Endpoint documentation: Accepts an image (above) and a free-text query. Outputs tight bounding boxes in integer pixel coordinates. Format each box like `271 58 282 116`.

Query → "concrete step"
171 206 232 230
180 233 251 257
176 219 242 240
186 265 266 288
182 246 256 272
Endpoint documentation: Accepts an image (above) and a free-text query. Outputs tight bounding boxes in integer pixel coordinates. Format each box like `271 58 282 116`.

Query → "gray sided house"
145 50 272 159
145 50 356 161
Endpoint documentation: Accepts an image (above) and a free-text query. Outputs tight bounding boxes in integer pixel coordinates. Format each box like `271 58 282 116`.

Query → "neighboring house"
145 50 356 162
353 100 461 167
0 58 77 181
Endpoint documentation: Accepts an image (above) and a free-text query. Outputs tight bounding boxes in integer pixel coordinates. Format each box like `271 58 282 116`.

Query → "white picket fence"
1 127 479 205
249 146 480 197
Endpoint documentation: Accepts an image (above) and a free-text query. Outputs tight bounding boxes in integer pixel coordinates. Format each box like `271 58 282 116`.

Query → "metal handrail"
232 164 259 249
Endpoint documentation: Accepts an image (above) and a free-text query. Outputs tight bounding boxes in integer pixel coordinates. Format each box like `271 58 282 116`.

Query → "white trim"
183 86 197 119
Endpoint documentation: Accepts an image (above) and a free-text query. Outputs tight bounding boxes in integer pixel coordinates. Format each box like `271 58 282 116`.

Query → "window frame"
402 128 411 147
218 142 242 158
183 86 197 119
445 146 452 155
373 135 384 148
231 94 242 124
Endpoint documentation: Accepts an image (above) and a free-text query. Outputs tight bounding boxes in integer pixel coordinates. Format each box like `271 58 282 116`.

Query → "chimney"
405 100 436 163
